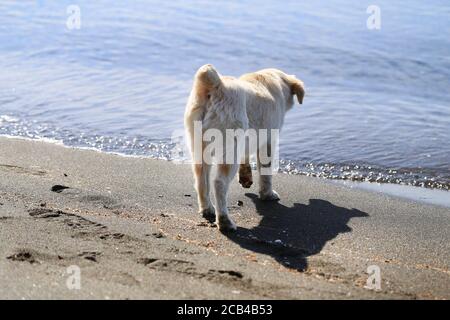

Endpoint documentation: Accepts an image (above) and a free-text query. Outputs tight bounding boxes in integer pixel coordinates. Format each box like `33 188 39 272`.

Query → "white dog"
185 64 304 231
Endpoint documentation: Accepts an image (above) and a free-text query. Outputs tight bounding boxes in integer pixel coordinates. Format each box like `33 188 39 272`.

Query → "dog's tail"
194 64 222 101
187 64 222 112
186 64 222 120
195 64 222 91
184 64 222 158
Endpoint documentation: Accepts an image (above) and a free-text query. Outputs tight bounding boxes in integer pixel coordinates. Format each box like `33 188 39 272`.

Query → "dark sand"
0 137 448 299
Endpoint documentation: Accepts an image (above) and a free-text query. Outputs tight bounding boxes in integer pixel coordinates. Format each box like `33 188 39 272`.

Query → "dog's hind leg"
193 163 214 219
257 143 280 201
213 163 239 231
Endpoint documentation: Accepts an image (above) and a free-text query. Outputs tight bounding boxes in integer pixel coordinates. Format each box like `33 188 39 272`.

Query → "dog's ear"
289 76 305 104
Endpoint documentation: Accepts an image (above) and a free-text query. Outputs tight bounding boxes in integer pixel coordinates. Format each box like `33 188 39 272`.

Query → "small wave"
1 116 449 191
278 160 450 191
0 115 19 123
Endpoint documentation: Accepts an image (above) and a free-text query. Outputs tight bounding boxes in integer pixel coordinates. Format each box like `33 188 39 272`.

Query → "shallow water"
0 1 449 190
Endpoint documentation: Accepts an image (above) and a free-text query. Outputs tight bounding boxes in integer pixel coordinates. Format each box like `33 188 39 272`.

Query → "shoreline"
0 136 449 299
331 180 450 209
1 134 448 208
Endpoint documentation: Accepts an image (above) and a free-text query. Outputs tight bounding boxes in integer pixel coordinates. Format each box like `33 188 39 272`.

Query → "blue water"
0 1 449 190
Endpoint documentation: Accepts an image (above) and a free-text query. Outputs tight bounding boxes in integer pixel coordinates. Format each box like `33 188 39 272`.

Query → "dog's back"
185 65 304 139
239 69 304 131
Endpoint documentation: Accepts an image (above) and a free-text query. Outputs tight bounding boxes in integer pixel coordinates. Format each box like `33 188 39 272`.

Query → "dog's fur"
185 64 304 231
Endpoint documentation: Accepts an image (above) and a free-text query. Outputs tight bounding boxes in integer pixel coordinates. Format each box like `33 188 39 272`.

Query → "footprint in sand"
7 250 39 264
0 164 46 176
50 184 122 210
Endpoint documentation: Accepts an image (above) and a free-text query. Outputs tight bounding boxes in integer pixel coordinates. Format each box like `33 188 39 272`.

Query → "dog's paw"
239 177 253 189
199 207 215 221
239 164 253 189
216 215 237 232
259 190 280 201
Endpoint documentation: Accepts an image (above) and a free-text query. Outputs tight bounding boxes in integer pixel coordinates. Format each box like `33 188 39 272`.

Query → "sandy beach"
0 136 448 299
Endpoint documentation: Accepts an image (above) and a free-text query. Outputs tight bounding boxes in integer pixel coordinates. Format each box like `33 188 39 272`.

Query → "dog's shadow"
221 193 369 272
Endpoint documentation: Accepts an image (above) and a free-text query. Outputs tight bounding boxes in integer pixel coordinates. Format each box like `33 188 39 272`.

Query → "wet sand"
0 137 449 299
